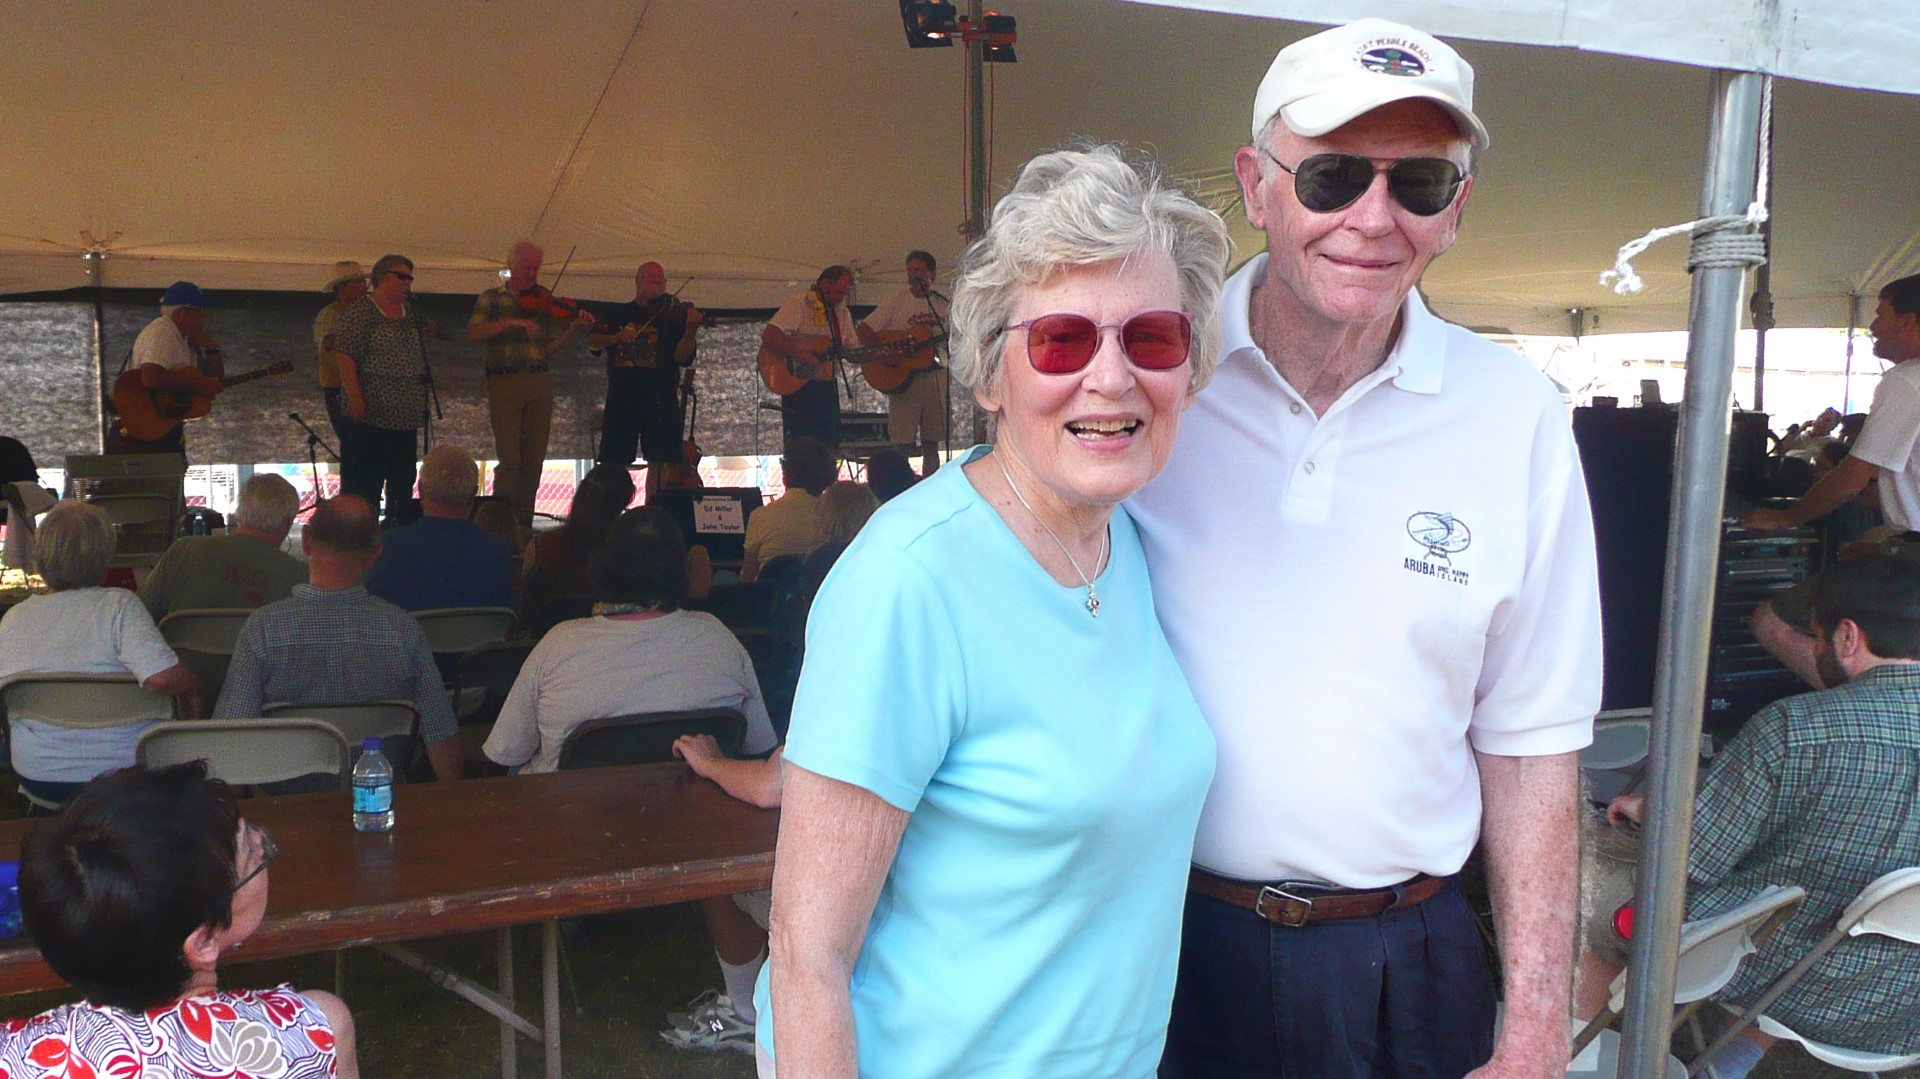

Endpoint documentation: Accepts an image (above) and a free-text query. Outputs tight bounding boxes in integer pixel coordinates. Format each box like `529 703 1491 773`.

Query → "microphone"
288 412 302 421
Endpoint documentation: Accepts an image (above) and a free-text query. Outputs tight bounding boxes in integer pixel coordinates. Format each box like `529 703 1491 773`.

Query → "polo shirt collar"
1219 253 1445 398
292 583 368 601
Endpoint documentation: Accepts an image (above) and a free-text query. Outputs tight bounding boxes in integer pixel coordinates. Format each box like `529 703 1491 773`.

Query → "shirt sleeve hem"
1467 714 1595 757
782 748 923 813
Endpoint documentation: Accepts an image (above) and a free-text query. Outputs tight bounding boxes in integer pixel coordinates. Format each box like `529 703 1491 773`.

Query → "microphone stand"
415 303 443 452
925 287 952 467
288 412 339 511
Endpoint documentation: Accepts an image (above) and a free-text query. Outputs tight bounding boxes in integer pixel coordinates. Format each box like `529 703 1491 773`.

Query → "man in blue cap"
114 281 226 455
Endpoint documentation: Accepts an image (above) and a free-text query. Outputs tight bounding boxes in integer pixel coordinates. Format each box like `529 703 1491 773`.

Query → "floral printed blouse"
0 984 337 1077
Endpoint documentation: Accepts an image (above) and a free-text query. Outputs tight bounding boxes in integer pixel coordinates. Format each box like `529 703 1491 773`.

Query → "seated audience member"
1576 555 1920 1077
483 506 776 775
784 480 878 642
214 496 462 782
139 473 305 620
3 762 359 1078
740 436 835 582
366 445 514 611
0 502 197 806
660 732 783 1055
520 463 635 619
864 447 920 504
0 435 55 571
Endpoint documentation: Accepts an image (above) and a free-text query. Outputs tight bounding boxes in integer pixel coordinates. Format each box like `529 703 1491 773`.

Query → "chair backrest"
1841 866 1920 944
1582 713 1652 772
1669 884 1807 1005
0 672 172 729
556 708 746 771
686 582 777 630
450 639 536 724
137 718 351 789
412 607 516 654
263 700 419 777
170 644 233 716
158 608 254 652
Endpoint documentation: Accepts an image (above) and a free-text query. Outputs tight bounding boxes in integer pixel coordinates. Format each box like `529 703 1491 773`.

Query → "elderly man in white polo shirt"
1130 19 1600 1078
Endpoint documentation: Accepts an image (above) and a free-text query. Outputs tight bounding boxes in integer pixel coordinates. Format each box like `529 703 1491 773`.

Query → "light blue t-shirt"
756 448 1215 1078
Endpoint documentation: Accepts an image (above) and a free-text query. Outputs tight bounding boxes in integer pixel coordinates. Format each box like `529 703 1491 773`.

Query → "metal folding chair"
1574 884 1806 1059
451 639 536 726
556 708 746 771
0 672 177 809
1690 868 1920 1075
158 608 253 714
262 700 420 780
137 717 351 793
413 606 516 683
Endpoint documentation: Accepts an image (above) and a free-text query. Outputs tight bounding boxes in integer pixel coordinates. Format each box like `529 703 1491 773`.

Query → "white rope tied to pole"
1599 76 1774 295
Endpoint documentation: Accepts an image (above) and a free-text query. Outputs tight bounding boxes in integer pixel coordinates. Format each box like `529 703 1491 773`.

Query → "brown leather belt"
1188 867 1445 927
486 364 550 377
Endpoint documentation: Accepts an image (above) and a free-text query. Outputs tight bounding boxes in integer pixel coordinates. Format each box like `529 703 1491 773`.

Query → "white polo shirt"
1128 255 1601 887
1847 357 1920 531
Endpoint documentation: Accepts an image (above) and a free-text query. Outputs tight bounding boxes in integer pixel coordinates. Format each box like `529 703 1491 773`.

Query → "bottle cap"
363 738 381 751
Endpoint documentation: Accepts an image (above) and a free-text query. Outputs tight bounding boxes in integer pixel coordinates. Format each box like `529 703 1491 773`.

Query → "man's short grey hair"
948 142 1231 395
418 445 480 507
232 474 299 533
812 481 879 547
35 501 114 591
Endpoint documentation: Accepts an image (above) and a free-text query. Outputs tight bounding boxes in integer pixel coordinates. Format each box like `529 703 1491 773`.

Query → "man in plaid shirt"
1596 555 1920 1076
214 495 463 783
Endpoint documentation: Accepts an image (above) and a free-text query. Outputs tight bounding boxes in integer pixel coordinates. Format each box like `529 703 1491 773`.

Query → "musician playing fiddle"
588 261 703 471
466 239 596 528
762 265 857 451
116 282 227 456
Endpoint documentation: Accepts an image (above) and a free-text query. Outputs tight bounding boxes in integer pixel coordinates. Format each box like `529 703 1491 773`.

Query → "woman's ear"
182 923 223 972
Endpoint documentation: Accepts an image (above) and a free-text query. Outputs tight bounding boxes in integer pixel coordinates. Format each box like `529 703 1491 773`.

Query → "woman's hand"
673 733 722 776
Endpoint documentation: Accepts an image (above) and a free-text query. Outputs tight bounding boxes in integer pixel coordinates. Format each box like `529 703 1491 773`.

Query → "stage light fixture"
975 12 1016 63
899 0 957 48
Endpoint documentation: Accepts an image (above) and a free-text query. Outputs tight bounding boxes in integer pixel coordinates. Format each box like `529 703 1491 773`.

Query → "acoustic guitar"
756 333 951 397
112 360 295 442
860 325 948 395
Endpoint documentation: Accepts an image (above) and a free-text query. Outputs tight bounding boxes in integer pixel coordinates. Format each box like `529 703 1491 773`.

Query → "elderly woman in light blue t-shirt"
758 143 1229 1079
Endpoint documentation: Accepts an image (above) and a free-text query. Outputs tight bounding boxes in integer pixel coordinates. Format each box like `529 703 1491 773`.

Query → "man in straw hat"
315 260 368 445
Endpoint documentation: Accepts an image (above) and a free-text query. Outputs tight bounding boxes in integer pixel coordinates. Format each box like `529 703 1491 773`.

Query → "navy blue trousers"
1160 876 1496 1079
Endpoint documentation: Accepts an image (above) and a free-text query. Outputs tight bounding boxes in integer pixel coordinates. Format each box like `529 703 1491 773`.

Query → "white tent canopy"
1 1 1915 334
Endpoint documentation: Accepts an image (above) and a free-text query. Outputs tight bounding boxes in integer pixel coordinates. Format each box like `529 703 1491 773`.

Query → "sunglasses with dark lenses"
1263 150 1465 217
1004 310 1193 375
388 271 415 283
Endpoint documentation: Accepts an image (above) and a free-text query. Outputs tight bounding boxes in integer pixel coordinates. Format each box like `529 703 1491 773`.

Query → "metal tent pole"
965 0 990 446
1616 69 1767 1079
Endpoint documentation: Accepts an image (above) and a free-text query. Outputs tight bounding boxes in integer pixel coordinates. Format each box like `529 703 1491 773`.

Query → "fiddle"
512 284 610 332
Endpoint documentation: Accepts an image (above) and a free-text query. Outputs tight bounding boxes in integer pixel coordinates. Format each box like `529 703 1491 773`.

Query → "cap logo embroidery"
1357 40 1430 77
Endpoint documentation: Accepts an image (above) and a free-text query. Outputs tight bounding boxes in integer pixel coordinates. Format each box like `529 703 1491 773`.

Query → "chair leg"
556 925 585 1018
498 928 517 1079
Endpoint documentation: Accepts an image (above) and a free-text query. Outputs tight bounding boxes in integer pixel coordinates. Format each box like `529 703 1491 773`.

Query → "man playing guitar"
761 265 859 451
857 250 950 476
114 281 227 456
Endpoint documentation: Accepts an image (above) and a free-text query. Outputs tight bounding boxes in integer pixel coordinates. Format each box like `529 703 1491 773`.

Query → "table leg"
499 928 517 1079
543 921 562 1079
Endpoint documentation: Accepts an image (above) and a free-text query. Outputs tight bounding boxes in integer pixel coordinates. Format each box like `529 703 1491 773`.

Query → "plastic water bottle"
351 739 395 833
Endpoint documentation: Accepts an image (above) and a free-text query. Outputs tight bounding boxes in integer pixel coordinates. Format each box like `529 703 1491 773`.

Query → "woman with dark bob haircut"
2 762 358 1076
483 507 778 775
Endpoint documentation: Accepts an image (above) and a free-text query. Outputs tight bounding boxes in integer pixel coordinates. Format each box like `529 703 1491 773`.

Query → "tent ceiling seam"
529 0 654 239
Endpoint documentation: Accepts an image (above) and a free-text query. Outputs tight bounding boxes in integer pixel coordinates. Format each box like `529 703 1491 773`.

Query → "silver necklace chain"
994 450 1108 618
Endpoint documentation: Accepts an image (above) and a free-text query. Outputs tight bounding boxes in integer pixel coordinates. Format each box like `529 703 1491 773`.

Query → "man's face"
635 262 667 303
1234 100 1471 331
1870 298 1919 361
507 248 543 291
819 272 854 306
172 306 207 337
337 279 368 305
906 258 934 297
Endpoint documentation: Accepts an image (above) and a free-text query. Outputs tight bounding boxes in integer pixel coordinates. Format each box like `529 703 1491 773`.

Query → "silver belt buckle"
1255 885 1315 927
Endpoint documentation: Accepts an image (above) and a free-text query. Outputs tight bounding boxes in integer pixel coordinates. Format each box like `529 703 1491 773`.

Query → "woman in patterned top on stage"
0 762 358 1078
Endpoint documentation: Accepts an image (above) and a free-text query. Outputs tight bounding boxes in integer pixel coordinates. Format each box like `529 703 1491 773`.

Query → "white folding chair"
262 700 420 778
137 718 351 791
1574 884 1806 1058
1583 710 1653 804
412 607 516 683
158 608 253 713
1691 868 1920 1075
0 672 177 809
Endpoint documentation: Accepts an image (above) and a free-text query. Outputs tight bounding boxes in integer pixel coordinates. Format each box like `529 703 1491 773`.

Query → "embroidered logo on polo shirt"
1403 511 1471 585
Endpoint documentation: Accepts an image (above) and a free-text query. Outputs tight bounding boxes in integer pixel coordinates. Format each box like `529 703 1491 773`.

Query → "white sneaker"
660 992 755 1055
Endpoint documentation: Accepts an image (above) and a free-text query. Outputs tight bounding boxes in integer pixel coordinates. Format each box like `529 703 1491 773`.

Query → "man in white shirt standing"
1745 273 1920 684
857 250 950 476
1130 19 1600 1078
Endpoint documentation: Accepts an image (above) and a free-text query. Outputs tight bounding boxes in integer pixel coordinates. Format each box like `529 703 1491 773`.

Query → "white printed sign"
694 497 746 534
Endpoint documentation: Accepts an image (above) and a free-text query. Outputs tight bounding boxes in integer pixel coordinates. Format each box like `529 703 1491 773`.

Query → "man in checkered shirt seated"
1580 555 1920 1077
213 495 463 782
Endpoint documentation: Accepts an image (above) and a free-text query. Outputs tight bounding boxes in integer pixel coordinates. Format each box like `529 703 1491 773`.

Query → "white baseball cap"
1252 18 1490 150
